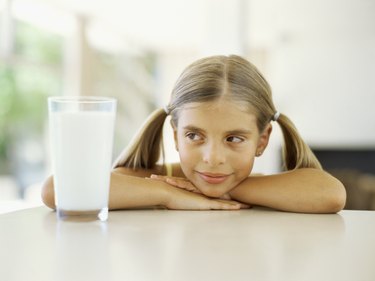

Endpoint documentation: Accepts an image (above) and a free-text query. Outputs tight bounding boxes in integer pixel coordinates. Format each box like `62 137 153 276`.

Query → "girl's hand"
150 174 232 200
150 175 199 193
149 175 250 209
163 184 250 210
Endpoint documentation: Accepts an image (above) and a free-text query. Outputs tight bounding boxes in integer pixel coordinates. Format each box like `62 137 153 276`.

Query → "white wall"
248 0 375 148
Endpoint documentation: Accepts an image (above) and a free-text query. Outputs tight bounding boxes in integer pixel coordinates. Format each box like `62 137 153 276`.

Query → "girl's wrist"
156 182 173 207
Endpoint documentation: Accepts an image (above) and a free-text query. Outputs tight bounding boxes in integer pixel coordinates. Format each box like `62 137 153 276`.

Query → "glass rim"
48 96 116 104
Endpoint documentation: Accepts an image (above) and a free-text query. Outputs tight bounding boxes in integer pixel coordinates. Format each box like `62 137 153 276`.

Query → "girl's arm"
41 168 247 211
229 168 346 213
110 170 247 210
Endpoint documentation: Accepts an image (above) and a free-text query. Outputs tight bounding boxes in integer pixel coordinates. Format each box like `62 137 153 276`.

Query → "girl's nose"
202 142 226 166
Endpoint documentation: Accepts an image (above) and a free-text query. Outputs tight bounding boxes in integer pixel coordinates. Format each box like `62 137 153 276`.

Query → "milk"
50 111 115 212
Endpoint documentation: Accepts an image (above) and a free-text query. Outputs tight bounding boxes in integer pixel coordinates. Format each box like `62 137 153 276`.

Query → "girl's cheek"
179 147 199 164
234 158 254 177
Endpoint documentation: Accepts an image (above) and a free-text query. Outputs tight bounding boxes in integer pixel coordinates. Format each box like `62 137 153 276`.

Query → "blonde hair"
113 55 322 171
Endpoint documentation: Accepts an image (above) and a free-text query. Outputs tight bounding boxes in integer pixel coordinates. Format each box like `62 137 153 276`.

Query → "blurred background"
1 0 374 213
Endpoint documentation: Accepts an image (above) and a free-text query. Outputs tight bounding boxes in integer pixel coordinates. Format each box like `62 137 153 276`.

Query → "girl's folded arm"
110 168 245 210
40 170 168 210
41 167 245 211
229 168 346 213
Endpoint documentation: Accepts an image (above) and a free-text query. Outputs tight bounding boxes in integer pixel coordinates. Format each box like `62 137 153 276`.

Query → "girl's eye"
226 136 244 143
186 132 203 141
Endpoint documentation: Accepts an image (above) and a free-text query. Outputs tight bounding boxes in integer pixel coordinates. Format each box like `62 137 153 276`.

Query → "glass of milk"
48 96 116 221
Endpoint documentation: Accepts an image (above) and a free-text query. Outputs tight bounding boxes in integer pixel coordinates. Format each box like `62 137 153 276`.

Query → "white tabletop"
1 207 375 281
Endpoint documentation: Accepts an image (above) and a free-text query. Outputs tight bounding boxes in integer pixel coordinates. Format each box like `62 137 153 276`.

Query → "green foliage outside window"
0 21 62 174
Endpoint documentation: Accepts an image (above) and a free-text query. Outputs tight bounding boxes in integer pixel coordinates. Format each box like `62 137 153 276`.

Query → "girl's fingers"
212 200 242 210
150 174 249 209
215 199 251 210
150 174 199 192
165 178 196 191
149 174 165 180
165 186 251 210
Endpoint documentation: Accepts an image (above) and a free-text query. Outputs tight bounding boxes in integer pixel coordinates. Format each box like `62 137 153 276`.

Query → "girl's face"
173 99 271 198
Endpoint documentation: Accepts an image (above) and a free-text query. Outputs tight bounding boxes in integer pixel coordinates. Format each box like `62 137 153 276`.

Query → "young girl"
42 55 346 213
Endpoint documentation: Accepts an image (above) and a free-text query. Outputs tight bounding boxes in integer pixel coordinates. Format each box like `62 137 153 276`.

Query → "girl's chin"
194 180 235 198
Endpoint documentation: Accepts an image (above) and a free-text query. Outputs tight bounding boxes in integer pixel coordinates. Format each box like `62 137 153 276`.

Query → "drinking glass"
48 96 116 221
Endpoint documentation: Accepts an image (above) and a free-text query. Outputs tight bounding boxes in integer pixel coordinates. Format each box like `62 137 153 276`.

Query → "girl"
42 55 346 213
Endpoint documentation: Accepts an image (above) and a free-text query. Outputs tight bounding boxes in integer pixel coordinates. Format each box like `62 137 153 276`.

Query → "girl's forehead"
177 100 258 130
180 99 252 116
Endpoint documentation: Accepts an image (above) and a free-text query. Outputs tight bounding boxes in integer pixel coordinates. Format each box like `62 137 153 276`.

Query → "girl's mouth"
197 172 230 184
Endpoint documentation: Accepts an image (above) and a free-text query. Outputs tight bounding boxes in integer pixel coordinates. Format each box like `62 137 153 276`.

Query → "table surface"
1 207 375 281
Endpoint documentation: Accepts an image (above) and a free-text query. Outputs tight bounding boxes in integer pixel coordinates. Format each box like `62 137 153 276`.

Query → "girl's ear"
170 119 179 151
256 124 272 157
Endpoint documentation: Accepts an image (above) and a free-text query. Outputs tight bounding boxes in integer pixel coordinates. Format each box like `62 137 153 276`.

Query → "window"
0 1 158 212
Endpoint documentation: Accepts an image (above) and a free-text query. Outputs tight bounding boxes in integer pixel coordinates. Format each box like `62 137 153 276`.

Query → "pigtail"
113 108 167 170
277 113 322 170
